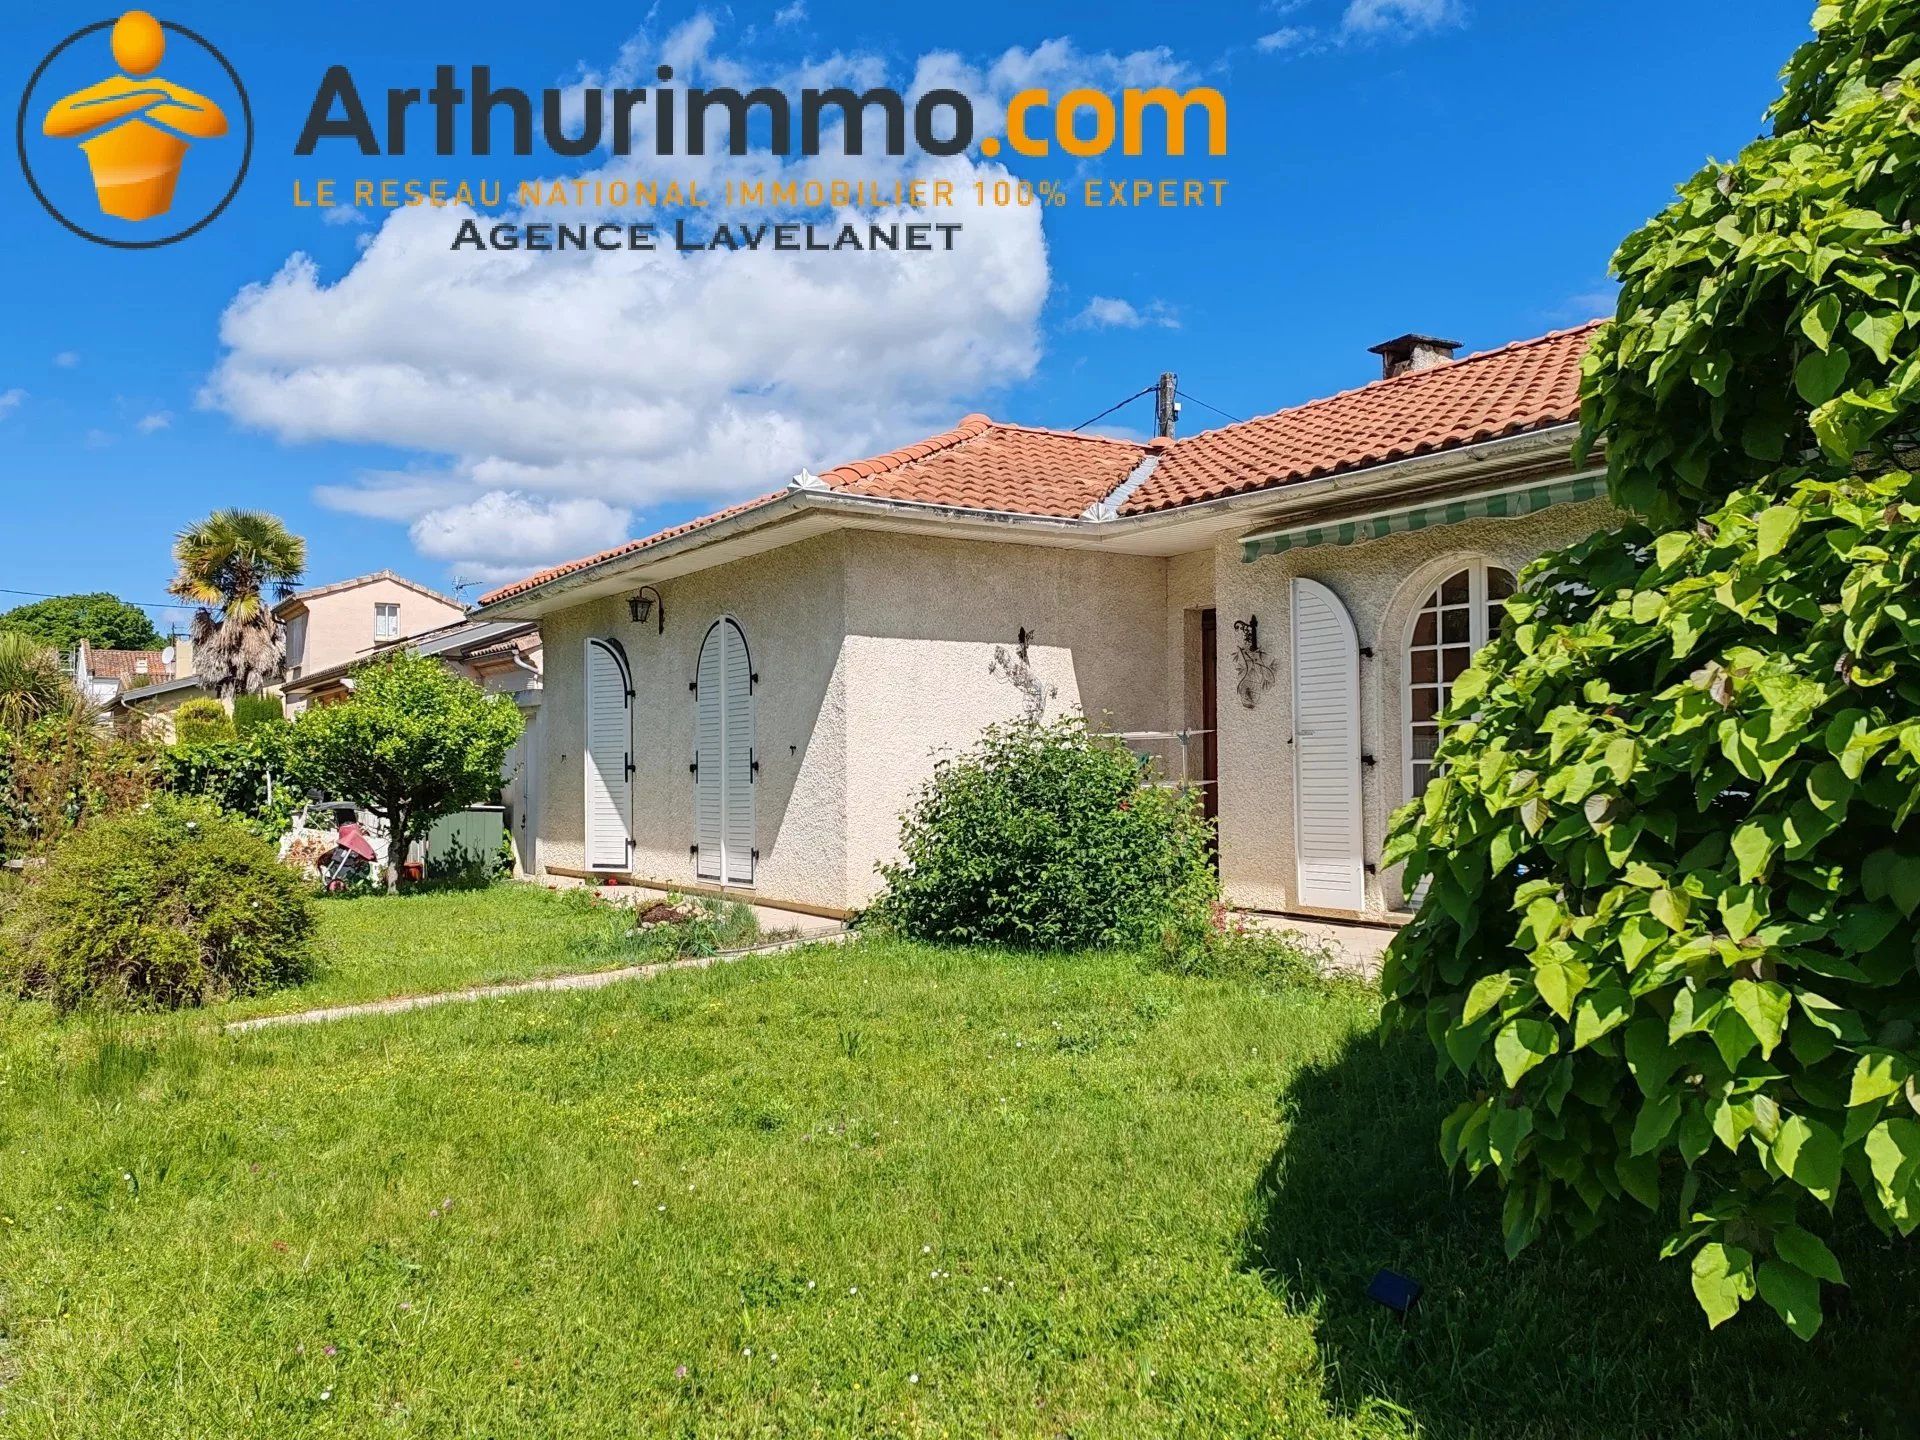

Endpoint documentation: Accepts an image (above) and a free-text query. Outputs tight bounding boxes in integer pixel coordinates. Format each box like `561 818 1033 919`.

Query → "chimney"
1154 372 1180 438
1368 333 1462 380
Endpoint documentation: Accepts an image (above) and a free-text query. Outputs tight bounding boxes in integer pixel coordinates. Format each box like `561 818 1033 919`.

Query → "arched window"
1406 562 1513 799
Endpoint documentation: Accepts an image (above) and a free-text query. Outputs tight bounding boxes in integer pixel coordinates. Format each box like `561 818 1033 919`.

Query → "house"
72 638 172 707
472 323 1615 924
117 570 474 735
275 570 469 710
278 618 542 710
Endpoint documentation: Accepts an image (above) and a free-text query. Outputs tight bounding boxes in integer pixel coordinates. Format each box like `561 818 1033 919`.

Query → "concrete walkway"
1243 913 1399 978
224 929 846 1034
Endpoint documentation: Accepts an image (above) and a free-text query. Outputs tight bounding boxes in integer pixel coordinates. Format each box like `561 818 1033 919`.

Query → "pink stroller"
321 820 378 892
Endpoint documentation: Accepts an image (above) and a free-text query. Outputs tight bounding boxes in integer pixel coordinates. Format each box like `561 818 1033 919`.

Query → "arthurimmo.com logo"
16 9 252 248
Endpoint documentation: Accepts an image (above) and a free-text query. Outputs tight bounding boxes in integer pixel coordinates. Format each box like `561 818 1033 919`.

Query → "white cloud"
0 389 23 419
322 204 369 227
1256 27 1313 53
136 410 173 433
409 493 633 583
1342 0 1464 38
773 2 806 25
1071 297 1180 331
52 352 79 368
205 21 1189 582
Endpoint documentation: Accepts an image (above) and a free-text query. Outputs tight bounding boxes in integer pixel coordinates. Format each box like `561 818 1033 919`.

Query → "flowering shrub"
871 717 1216 952
1381 0 1920 1338
3 797 314 1010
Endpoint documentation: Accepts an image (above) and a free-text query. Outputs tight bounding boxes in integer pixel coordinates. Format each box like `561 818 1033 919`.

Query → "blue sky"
1 0 1810 624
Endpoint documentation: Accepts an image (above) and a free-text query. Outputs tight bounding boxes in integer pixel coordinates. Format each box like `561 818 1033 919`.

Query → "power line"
0 587 185 615
1070 385 1154 433
1175 389 1243 425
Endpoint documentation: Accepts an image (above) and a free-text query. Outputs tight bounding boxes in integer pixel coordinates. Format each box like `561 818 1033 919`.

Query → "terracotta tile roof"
821 414 1148 517
1120 322 1598 514
478 492 788 605
478 323 1600 608
87 649 169 682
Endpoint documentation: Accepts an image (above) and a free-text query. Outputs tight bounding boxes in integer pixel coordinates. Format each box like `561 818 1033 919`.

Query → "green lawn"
0 900 1915 1436
220 883 757 1018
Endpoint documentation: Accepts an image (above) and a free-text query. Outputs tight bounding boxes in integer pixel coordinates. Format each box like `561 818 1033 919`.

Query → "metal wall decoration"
1231 615 1276 709
989 635 1055 721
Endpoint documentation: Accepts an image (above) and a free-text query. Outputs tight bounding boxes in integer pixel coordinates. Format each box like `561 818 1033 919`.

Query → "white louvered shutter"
584 640 632 870
1291 579 1365 911
694 626 725 880
720 622 756 883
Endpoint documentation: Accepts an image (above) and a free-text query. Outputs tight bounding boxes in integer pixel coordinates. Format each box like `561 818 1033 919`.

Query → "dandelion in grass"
909 1373 920 1385
319 1389 332 1401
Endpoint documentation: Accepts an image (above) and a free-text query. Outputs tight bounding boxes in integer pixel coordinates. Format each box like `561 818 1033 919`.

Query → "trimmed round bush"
172 697 234 749
4 798 315 1010
871 717 1216 951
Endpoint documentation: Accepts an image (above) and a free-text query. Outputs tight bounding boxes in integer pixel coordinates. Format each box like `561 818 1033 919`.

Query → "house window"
374 602 400 640
1406 562 1514 799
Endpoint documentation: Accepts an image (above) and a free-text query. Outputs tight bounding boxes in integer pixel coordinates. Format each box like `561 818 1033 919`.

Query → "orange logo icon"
40 9 229 221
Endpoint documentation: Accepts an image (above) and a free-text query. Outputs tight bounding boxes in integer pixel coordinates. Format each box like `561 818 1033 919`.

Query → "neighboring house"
276 570 468 705
72 639 172 707
279 618 542 710
117 570 473 735
471 323 1615 924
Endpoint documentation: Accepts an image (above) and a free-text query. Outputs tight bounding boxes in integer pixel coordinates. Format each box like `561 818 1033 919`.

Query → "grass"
219 883 762 1018
0 897 1915 1436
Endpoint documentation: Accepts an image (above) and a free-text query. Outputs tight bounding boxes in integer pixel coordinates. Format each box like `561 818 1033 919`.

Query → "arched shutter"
693 626 725 881
720 623 756 884
584 639 632 870
1291 579 1365 911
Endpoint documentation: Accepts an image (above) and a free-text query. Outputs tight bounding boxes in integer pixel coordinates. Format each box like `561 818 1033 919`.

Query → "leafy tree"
1381 0 1920 1340
168 510 306 698
291 652 522 891
0 592 162 651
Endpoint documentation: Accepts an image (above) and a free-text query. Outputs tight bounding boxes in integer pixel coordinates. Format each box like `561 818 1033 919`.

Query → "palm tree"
168 510 307 699
0 632 87 734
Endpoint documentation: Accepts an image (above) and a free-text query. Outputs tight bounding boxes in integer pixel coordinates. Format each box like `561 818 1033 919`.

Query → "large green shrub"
872 717 1216 951
1382 0 1920 1339
156 720 308 839
231 692 284 735
172 697 234 748
0 713 154 860
3 798 314 1010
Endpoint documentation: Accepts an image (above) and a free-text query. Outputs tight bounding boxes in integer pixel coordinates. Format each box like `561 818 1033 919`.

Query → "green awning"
1239 472 1609 563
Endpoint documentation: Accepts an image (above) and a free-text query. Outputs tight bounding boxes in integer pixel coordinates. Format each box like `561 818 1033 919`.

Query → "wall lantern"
627 585 665 634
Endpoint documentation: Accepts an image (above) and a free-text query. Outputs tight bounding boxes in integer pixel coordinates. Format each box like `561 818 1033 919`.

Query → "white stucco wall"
837 532 1173 905
528 495 1619 919
535 533 853 910
1211 497 1620 918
